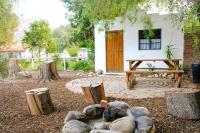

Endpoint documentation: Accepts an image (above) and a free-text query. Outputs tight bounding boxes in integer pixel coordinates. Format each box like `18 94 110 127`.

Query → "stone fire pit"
62 101 155 133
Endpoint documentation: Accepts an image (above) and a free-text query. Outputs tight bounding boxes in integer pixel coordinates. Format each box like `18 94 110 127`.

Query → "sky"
14 0 68 40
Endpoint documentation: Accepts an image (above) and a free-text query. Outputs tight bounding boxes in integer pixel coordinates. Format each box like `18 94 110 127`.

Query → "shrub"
67 47 78 57
73 60 94 72
19 60 31 70
0 59 9 79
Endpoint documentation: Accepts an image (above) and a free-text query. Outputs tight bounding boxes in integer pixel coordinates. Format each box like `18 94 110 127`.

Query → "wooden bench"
126 70 184 89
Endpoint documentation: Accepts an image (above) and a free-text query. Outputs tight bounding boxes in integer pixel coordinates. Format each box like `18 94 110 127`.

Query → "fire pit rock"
109 116 135 133
83 104 104 119
90 129 121 133
93 122 111 130
62 120 91 133
135 116 155 133
128 106 150 118
64 111 86 123
62 101 155 133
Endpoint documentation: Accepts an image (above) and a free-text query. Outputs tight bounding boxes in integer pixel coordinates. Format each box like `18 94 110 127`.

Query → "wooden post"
81 82 106 104
31 58 34 70
63 58 66 71
126 72 136 89
25 88 54 115
175 73 183 88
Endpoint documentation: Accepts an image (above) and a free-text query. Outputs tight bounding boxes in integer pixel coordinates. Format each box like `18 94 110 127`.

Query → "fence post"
31 58 34 70
63 58 66 71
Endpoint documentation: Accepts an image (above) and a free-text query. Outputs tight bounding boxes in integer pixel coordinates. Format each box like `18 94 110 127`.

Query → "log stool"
25 88 54 115
81 82 106 104
165 89 200 119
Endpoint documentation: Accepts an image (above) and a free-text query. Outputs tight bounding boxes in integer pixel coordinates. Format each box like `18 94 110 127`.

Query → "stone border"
66 75 177 99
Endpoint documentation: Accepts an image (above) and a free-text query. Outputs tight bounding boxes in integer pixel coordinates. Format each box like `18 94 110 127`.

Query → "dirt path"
0 71 200 133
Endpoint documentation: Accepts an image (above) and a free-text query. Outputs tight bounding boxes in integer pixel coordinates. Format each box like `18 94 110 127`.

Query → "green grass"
19 59 94 72
19 60 45 70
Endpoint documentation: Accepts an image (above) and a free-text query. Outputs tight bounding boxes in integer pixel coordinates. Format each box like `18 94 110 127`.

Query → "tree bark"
9 58 21 78
25 88 54 115
165 89 200 119
9 58 32 78
81 82 106 104
38 62 60 83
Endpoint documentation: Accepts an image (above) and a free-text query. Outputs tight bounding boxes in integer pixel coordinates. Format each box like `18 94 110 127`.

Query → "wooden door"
106 31 124 73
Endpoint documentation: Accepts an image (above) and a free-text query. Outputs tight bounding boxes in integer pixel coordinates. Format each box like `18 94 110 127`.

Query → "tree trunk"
38 62 60 83
9 58 21 78
25 88 54 115
81 82 106 104
165 89 200 119
9 58 32 78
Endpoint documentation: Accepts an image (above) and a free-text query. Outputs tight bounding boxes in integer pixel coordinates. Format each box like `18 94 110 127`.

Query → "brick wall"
184 33 200 72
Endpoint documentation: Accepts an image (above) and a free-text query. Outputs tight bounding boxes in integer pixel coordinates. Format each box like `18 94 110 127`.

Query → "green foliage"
56 60 69 70
52 26 69 52
72 60 94 72
165 43 176 59
141 16 154 39
67 47 78 57
179 64 185 70
63 0 200 30
0 0 18 45
46 39 58 53
80 0 142 25
192 34 200 57
146 63 155 71
22 20 57 57
63 0 94 49
19 60 31 70
0 58 9 79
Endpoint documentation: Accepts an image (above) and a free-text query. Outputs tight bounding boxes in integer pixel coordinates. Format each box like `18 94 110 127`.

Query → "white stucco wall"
95 13 184 73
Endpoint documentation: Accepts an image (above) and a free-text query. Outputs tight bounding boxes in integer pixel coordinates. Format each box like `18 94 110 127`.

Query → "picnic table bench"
126 59 184 89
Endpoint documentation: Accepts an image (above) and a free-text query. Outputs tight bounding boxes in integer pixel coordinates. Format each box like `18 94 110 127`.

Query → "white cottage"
95 12 184 73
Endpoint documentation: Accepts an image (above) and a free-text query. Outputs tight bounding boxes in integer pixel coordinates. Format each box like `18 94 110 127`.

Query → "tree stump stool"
38 61 60 83
25 88 54 115
9 58 32 78
165 89 200 119
81 82 106 104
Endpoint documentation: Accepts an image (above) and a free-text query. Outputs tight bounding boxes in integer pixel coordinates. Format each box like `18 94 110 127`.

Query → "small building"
0 43 27 58
95 12 184 73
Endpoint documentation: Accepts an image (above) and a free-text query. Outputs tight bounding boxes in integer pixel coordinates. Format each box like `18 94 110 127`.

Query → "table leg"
129 61 135 70
175 73 183 88
132 61 142 70
173 60 180 70
126 72 136 89
163 61 175 70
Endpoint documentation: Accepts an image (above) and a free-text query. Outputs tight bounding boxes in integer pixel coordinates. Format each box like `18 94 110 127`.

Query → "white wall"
95 13 184 73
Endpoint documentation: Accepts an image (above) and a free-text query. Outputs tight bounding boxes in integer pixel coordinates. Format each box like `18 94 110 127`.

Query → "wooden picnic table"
126 58 182 71
125 58 183 89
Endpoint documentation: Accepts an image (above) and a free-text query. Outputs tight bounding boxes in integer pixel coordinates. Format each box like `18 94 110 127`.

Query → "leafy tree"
63 0 95 64
64 0 199 28
63 0 94 49
0 0 18 46
52 25 69 52
22 20 57 57
0 0 18 80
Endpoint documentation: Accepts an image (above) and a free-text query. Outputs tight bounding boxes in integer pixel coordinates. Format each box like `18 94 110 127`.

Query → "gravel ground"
0 71 200 133
66 75 177 99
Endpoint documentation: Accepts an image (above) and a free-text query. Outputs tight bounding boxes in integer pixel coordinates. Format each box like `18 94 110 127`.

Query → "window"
139 29 161 50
